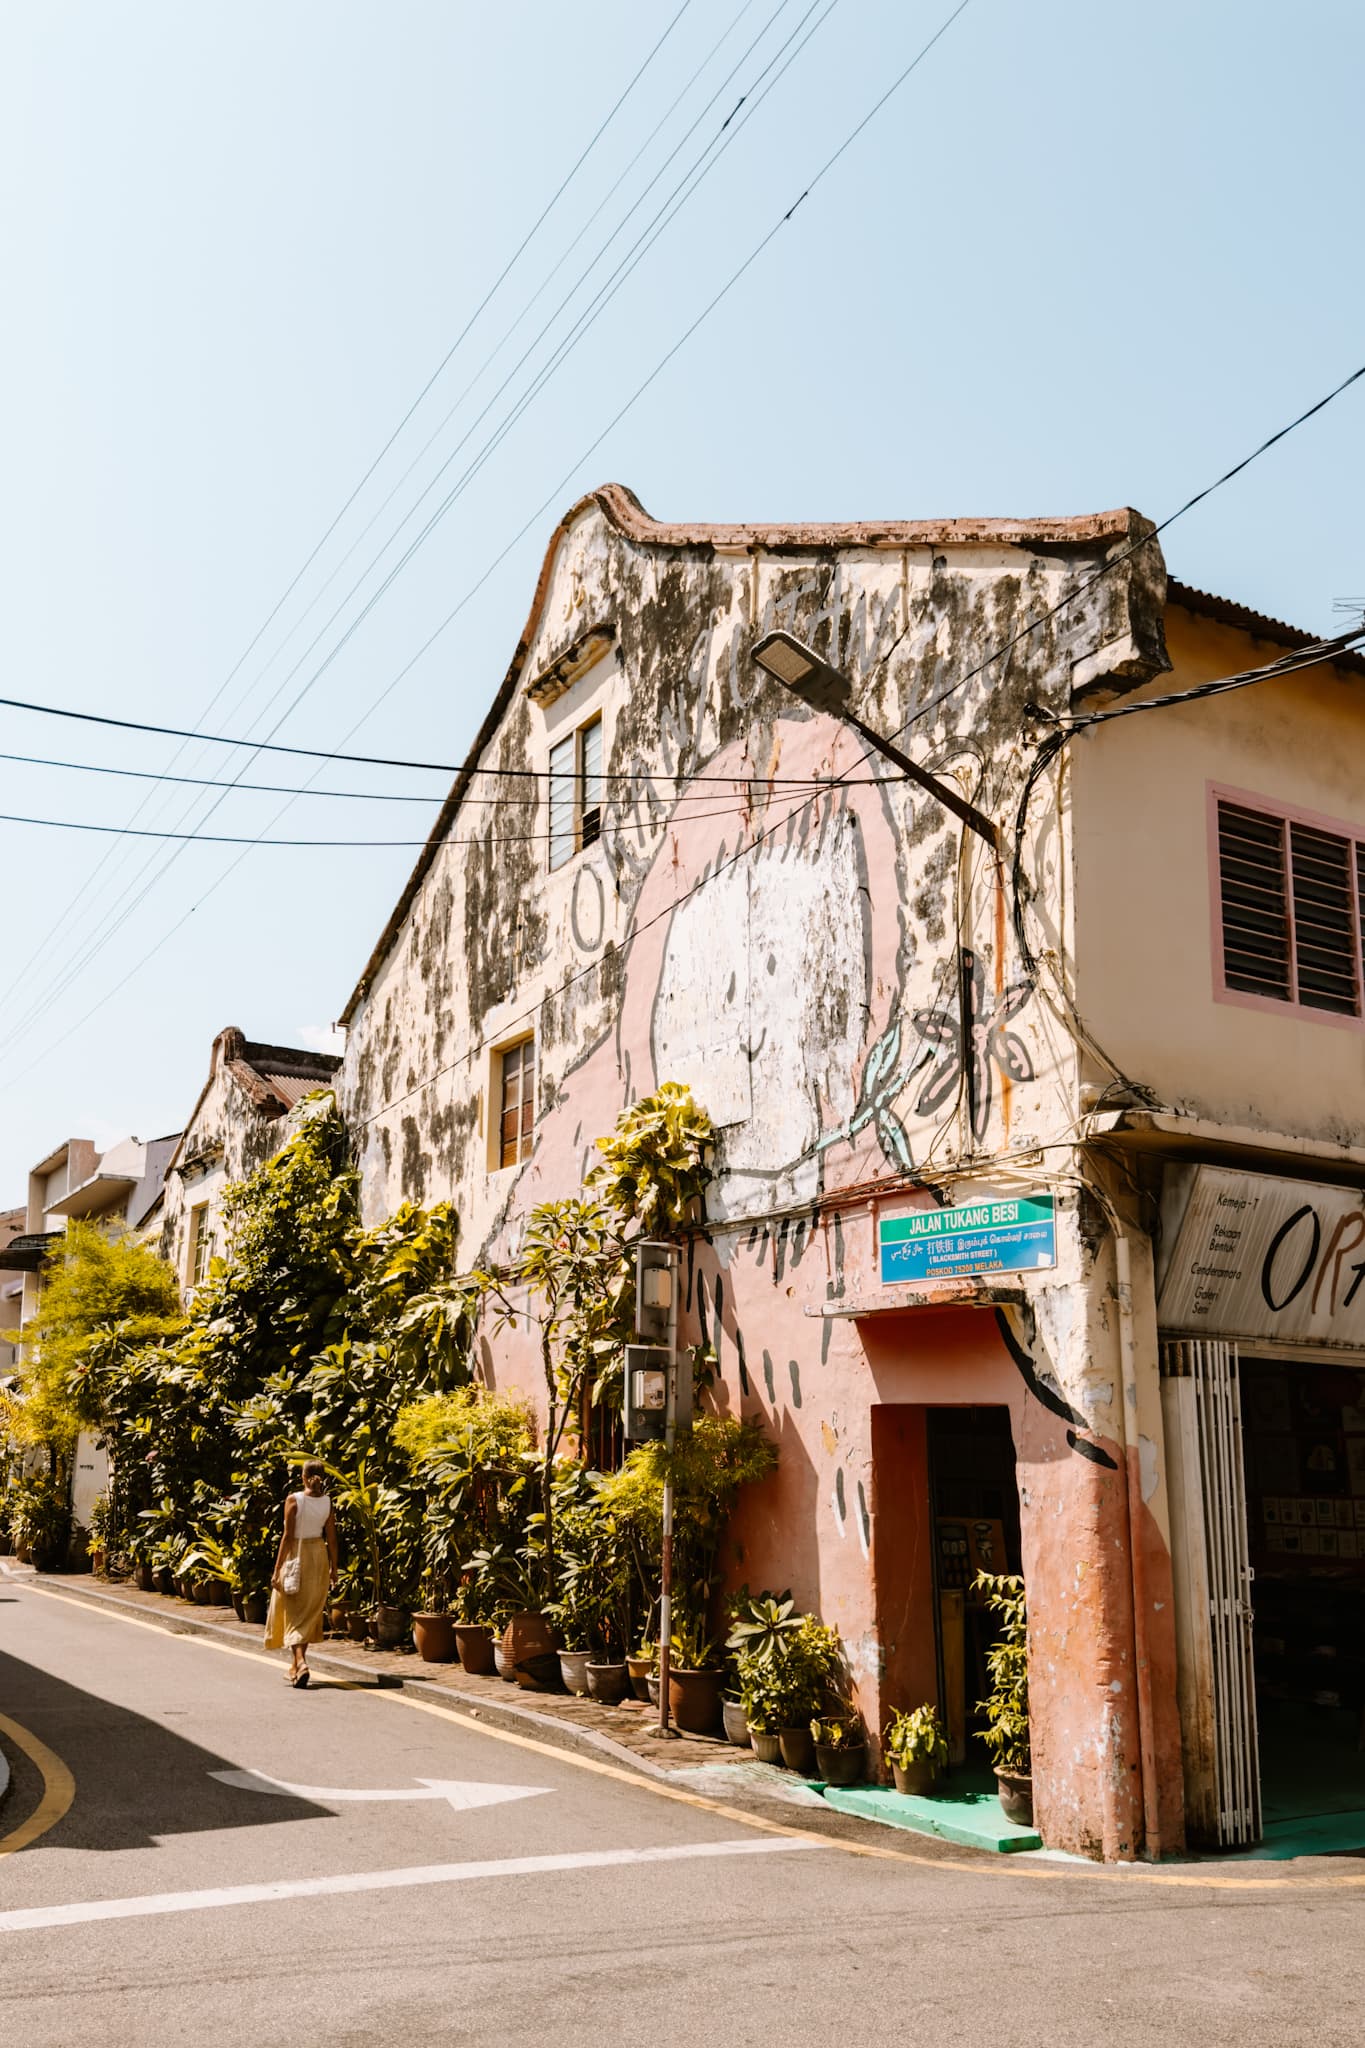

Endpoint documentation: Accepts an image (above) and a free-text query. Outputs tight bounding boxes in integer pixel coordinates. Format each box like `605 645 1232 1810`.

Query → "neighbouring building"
0 1206 25 1376
333 481 1365 1863
6 1133 181 1533
160 1026 342 1293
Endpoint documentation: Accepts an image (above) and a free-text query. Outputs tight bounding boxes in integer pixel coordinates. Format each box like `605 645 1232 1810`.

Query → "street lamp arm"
750 630 1000 850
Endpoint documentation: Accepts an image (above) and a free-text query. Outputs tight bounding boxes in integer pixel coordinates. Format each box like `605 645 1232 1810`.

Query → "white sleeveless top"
292 1490 331 1540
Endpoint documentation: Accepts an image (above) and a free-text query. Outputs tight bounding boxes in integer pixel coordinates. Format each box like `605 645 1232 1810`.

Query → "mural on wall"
913 948 1036 1147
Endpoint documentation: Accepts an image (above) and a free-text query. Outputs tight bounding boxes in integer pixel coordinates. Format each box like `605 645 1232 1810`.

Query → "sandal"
293 1668 310 1688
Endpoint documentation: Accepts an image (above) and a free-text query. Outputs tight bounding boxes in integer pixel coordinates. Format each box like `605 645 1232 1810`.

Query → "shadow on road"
0 1645 329 1850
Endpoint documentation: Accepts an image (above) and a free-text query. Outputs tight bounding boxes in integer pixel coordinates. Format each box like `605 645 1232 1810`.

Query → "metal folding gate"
1160 1337 1261 1849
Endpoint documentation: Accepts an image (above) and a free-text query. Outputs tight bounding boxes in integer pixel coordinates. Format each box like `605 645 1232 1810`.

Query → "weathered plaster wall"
161 1063 297 1291
338 488 1180 1857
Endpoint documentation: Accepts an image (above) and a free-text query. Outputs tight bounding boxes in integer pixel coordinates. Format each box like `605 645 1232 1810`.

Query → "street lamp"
751 629 1000 850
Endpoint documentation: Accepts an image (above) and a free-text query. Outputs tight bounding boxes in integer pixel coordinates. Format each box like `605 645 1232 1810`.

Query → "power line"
0 745 878 804
0 794 785 849
0 702 903 788
885 356 1365 748
0 0 975 1081
1 1 828 1044
4 1 697 1011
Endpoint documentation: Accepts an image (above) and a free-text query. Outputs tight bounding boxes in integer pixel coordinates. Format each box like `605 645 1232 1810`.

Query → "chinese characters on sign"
878 1193 1056 1284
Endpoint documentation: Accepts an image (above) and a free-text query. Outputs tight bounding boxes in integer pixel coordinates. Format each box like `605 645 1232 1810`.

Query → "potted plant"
722 1694 750 1747
975 1571 1032 1824
737 1612 842 1772
88 1491 112 1577
664 1613 724 1733
332 1459 410 1650
627 1638 655 1703
450 1572 497 1674
811 1714 865 1787
179 1533 239 1611
885 1703 948 1795
411 1571 459 1664
10 1475 73 1574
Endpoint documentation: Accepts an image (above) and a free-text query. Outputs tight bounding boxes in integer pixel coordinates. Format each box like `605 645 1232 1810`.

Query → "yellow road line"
0 1711 76 1857
15 1576 1365 1893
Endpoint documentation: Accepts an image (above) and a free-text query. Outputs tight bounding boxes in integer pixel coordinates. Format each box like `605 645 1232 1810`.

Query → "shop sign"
878 1192 1056 1284
1157 1166 1365 1347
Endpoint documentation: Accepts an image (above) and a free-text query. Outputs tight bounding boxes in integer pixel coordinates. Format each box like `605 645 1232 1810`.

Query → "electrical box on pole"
623 1345 671 1442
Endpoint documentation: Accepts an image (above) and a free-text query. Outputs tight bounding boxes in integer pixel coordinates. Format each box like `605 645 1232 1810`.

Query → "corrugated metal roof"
1167 580 1365 678
262 1071 332 1109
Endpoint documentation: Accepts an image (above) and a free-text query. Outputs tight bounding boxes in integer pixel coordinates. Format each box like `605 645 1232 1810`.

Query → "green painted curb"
821 1781 1042 1853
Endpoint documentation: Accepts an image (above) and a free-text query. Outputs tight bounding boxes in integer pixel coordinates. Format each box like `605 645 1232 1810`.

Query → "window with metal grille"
498 1036 536 1168
1215 794 1364 1019
547 715 603 870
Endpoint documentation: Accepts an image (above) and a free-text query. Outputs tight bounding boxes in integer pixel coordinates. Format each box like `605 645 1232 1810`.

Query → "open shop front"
1158 1164 1365 1856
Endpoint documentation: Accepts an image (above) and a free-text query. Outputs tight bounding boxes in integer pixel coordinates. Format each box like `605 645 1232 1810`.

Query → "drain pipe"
1089 1179 1163 1858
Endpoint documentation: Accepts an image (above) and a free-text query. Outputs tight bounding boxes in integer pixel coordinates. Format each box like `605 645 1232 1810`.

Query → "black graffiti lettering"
1260 1204 1322 1312
1343 1259 1365 1310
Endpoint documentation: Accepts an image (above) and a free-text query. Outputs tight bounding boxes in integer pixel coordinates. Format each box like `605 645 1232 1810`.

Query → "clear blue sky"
1 0 1361 1196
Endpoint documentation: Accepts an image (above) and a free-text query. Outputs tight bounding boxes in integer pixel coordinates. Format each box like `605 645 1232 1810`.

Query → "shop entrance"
1240 1355 1365 1851
870 1401 1022 1770
927 1407 1022 1763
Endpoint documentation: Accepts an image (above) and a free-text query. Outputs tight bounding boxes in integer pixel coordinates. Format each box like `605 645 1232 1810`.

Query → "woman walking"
265 1460 337 1687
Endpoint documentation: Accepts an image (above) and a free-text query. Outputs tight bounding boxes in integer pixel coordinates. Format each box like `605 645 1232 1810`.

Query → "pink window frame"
1207 779 1365 1033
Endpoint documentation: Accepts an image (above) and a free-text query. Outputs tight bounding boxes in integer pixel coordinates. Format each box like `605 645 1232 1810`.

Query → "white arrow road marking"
0 1838 822 1934
210 1768 548 1812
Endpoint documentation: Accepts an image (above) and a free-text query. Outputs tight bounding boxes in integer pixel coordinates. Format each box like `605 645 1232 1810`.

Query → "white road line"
210 1768 549 1810
0 1837 821 1934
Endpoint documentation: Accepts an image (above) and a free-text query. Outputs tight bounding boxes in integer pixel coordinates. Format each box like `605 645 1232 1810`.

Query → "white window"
548 715 603 871
188 1203 214 1287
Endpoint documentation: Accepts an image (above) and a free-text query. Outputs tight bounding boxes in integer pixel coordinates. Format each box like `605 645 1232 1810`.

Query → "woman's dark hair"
301 1459 326 1482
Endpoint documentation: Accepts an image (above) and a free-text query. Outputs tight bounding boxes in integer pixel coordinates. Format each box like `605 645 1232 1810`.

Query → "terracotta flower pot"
135 1563 155 1593
453 1623 495 1675
413 1612 458 1663
347 1612 370 1643
207 1581 231 1607
559 1649 591 1696
995 1768 1034 1826
751 1729 782 1764
328 1602 350 1632
891 1758 940 1796
231 1591 247 1620
816 1742 865 1787
778 1726 816 1775
191 1581 212 1606
156 1569 175 1596
627 1656 653 1702
244 1592 268 1625
722 1697 750 1747
371 1604 407 1649
667 1667 723 1735
501 1611 557 1688
586 1661 629 1704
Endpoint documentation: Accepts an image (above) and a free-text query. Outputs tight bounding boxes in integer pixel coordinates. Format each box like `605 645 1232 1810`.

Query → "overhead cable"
0 0 975 1081
1 0 832 1041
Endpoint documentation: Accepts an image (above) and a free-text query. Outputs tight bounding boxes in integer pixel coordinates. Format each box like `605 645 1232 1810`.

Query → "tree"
8 1221 182 1470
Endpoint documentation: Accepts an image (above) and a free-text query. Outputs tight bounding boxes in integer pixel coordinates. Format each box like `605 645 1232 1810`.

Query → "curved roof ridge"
591 480 1142 551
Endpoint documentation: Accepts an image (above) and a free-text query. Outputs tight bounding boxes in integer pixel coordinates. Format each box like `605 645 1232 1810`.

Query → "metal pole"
656 1246 679 1737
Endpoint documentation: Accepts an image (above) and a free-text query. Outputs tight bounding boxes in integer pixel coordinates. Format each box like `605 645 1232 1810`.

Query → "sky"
0 0 1362 1197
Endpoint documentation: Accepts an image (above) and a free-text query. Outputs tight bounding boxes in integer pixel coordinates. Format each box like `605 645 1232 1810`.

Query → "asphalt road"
2 1577 1364 2047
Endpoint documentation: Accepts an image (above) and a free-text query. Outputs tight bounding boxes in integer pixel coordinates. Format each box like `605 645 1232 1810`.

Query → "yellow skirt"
264 1537 329 1649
